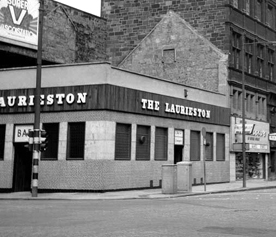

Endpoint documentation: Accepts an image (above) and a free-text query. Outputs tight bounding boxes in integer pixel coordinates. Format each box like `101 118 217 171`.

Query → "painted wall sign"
14 125 33 143
0 0 39 48
0 85 230 126
0 92 87 108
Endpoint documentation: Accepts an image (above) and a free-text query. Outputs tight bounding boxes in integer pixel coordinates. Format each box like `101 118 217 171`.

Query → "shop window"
0 125 5 160
41 123 59 160
155 127 168 161
256 44 264 77
231 32 241 69
205 132 213 161
136 125 150 161
245 38 253 74
67 122 85 160
190 131 200 161
115 123 131 160
216 133 225 161
267 48 274 81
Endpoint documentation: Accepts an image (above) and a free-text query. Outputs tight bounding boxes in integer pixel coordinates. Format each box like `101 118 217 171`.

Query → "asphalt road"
1 189 276 237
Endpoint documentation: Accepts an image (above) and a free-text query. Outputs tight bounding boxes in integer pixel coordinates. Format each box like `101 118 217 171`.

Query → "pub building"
0 62 230 192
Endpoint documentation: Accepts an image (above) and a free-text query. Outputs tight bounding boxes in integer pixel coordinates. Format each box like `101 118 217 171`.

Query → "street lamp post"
32 0 44 197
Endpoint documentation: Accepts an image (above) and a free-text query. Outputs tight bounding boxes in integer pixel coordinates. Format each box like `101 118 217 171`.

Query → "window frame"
41 123 59 161
115 123 131 161
216 133 225 161
136 125 151 161
231 32 242 70
0 125 5 160
256 43 264 77
190 130 201 161
154 127 168 161
67 122 85 160
267 48 274 81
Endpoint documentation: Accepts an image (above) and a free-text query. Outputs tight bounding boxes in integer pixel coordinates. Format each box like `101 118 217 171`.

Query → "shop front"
230 117 270 181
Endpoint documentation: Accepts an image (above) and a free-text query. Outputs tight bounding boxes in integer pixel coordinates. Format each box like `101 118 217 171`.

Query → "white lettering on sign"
141 99 211 119
0 93 87 108
141 99 160 111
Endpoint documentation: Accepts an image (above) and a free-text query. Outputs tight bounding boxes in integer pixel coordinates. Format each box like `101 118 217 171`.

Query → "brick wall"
102 0 229 66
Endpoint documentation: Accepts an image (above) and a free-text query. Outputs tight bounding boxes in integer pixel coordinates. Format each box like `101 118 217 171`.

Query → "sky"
55 0 101 16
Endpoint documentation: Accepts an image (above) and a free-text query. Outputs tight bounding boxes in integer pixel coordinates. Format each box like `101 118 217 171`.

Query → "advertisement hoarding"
0 0 39 49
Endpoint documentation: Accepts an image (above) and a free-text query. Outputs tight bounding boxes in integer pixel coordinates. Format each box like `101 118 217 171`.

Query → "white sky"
55 0 101 16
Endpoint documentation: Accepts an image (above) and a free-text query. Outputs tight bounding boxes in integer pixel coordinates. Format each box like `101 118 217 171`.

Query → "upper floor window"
256 0 263 21
267 4 274 28
231 32 241 69
0 125 5 160
246 93 255 114
268 48 274 81
245 0 250 15
232 88 242 112
245 38 253 73
257 96 266 116
257 44 264 77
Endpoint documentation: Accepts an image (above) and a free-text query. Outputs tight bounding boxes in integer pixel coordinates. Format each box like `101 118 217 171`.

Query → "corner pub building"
0 62 230 192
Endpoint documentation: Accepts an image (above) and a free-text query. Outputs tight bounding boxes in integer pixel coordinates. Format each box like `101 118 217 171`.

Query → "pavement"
1 179 276 200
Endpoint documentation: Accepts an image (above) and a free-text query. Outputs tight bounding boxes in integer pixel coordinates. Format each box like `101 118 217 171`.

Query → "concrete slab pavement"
1 179 276 200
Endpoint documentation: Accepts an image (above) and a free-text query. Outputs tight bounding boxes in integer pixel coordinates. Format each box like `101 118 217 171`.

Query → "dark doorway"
13 144 32 192
174 145 183 164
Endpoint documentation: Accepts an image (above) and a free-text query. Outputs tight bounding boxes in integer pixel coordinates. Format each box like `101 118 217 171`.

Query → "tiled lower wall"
39 160 169 190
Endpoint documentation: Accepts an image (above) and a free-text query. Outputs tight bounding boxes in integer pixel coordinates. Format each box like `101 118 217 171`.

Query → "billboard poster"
0 0 39 48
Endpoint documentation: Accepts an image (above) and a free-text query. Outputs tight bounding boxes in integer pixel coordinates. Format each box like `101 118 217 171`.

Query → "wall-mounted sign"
0 0 39 48
174 130 184 145
14 125 33 143
234 124 255 135
269 133 276 141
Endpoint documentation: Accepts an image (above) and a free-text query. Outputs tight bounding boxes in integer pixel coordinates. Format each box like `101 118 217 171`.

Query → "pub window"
256 0 263 21
41 123 59 160
216 133 225 161
190 130 200 161
268 48 274 81
136 125 150 161
155 127 168 161
205 132 213 161
231 32 241 69
0 125 5 160
115 123 131 160
257 44 264 77
162 49 176 64
67 122 85 160
267 4 273 27
245 38 253 74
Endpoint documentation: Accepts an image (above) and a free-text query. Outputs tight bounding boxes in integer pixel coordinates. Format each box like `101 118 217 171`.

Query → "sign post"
202 127 207 192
